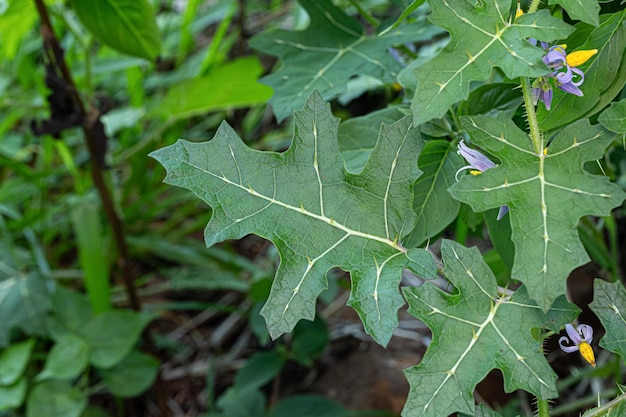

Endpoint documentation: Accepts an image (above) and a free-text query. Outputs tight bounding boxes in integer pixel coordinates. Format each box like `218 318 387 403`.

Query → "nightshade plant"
151 0 626 416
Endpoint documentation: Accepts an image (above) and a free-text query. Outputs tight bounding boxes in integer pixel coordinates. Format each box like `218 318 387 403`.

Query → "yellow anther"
578 342 596 367
566 49 598 67
469 170 482 176
543 147 548 155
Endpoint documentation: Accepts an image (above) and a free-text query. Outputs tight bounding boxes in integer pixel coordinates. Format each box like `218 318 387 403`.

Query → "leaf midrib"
174 157 406 252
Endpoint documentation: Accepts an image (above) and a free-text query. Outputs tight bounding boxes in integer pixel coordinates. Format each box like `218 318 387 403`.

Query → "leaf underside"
449 115 625 310
402 240 579 417
150 91 436 346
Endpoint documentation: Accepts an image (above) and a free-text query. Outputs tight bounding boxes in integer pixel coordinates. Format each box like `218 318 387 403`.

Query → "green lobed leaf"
599 98 626 134
549 0 600 26
449 115 625 310
412 1 573 125
249 0 442 121
537 11 626 131
68 0 161 60
589 279 626 362
404 140 464 247
150 91 437 346
402 240 579 417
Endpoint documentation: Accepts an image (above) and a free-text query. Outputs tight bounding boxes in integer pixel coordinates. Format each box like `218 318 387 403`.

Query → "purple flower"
559 323 596 367
456 142 509 221
530 42 597 110
531 76 554 110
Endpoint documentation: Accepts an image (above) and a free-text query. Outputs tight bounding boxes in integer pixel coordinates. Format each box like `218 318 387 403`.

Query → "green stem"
521 77 543 154
348 0 379 27
537 398 551 417
528 0 543 13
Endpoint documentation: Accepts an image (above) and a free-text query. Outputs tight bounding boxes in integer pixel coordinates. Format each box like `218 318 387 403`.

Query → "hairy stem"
521 77 543 154
528 0 543 13
537 398 551 417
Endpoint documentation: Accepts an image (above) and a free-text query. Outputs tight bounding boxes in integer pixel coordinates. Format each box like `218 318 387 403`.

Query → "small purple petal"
578 324 593 344
558 82 583 96
559 336 580 353
532 87 540 106
555 66 573 84
545 48 566 68
565 323 582 345
542 88 553 110
496 205 509 221
458 142 496 172
570 67 585 86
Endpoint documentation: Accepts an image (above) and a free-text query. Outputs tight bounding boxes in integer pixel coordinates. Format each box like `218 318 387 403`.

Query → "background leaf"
0 339 35 386
549 0 600 26
337 107 404 173
537 11 626 131
154 57 273 122
457 83 523 118
249 0 441 121
402 240 579 417
589 279 626 362
0 378 27 410
411 1 573 124
26 381 87 417
37 334 90 381
449 115 625 310
68 0 161 60
100 350 160 398
0 272 52 347
0 0 37 60
599 98 626 134
403 139 464 247
267 395 349 417
150 92 437 346
80 311 154 369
